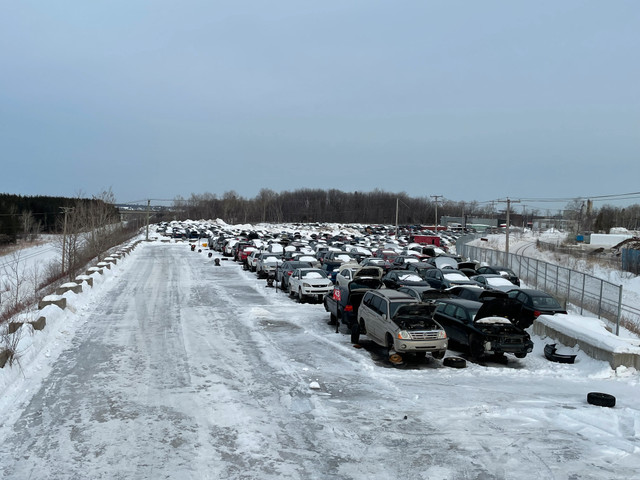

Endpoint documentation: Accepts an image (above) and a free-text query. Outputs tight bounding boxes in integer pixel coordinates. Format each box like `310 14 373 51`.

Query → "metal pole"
580 274 586 315
145 199 150 241
598 281 604 319
616 286 622 336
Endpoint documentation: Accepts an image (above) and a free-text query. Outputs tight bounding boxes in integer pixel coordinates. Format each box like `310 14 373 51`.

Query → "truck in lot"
411 234 441 246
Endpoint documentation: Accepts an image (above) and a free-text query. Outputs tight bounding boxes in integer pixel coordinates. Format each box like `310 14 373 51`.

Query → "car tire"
443 356 467 368
432 350 445 360
514 352 527 359
297 289 304 303
587 392 616 408
469 334 485 360
350 323 360 344
386 334 394 351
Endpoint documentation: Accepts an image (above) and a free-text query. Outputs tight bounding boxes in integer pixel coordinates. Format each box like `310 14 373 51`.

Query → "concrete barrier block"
8 322 23 334
533 319 640 370
56 282 83 295
31 316 46 330
38 295 67 310
75 275 93 288
86 267 103 275
97 261 111 270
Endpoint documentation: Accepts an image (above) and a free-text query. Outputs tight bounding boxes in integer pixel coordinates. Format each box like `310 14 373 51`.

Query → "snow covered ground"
0 239 638 479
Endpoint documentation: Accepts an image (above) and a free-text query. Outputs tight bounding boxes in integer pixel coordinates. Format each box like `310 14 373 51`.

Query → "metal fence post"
598 281 604 319
616 286 622 336
580 274 586 315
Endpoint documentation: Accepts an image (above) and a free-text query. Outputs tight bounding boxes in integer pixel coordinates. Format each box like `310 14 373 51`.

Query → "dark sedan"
423 268 480 290
475 265 520 286
433 298 534 361
381 270 430 289
506 288 567 329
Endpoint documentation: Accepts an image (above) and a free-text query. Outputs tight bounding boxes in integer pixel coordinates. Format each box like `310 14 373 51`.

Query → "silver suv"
356 289 448 359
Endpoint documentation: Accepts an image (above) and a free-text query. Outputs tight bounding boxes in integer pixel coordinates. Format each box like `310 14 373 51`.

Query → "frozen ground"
0 240 638 479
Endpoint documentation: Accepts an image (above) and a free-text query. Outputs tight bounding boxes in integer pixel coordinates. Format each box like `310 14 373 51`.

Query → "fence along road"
456 236 631 336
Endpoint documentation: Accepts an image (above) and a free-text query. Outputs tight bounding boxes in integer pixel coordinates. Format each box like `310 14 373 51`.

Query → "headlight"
437 330 447 339
397 330 411 339
303 283 311 288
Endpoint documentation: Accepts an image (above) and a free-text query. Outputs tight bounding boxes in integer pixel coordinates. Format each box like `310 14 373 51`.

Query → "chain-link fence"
456 235 628 335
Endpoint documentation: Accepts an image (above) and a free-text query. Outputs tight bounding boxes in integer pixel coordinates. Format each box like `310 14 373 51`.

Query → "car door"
450 306 473 346
369 296 388 344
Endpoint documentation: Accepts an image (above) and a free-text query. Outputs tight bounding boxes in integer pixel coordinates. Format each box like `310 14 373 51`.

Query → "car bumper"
393 338 448 353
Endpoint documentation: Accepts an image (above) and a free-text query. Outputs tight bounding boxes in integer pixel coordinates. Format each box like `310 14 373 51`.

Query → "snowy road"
0 242 639 479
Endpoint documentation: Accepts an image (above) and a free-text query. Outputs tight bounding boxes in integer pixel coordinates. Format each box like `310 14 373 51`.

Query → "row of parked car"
205 226 567 364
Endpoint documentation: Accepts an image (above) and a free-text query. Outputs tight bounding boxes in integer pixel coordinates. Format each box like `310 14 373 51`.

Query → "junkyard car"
433 298 534 360
288 268 333 303
356 289 448 359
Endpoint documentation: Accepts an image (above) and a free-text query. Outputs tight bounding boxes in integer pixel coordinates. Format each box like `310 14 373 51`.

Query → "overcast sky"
1 1 638 211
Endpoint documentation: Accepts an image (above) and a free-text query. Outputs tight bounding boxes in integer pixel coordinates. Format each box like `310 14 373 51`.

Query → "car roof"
436 298 482 308
369 289 415 300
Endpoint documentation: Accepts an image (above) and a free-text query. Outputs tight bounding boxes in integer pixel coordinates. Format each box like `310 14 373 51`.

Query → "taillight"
534 310 541 317
344 305 353 312
287 271 293 276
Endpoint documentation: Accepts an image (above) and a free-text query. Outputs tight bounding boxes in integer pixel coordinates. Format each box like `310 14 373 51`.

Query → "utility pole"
498 198 520 261
395 197 399 237
145 199 150 241
431 195 442 231
60 207 73 274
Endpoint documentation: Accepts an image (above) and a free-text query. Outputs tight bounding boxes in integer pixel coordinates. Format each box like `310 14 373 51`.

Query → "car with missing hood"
355 289 448 360
432 298 534 361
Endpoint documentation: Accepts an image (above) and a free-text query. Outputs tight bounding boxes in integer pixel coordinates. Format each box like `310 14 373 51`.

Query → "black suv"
433 298 533 360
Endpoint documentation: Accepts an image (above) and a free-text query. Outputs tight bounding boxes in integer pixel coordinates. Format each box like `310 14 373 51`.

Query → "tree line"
171 188 640 234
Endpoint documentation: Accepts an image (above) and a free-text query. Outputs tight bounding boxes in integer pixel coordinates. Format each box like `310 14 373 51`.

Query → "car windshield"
301 269 327 279
389 300 417 317
335 254 355 262
486 277 514 286
398 274 423 282
531 294 562 309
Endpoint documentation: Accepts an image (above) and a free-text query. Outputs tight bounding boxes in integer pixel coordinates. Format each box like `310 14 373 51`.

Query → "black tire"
469 334 485 360
432 350 445 360
443 356 467 368
386 334 395 351
587 392 616 408
350 323 360 344
514 352 527 359
358 319 367 335
297 289 304 303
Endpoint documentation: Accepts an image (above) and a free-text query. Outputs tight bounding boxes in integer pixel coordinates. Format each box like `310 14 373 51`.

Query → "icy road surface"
0 242 639 479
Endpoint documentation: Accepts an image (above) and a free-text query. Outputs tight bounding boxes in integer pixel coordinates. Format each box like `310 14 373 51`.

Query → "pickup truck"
323 277 383 342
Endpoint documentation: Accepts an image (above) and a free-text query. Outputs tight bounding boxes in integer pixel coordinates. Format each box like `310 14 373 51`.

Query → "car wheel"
469 334 485 360
514 352 527 359
358 319 367 335
386 334 394 351
443 356 467 368
297 289 304 303
587 392 616 408
432 350 445 360
349 322 359 343
288 285 294 298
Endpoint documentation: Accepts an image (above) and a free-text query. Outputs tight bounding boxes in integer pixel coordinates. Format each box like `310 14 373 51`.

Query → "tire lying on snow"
443 356 467 369
587 392 616 408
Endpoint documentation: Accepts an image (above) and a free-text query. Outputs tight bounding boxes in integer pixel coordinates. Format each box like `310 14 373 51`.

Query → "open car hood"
348 278 383 291
475 298 522 324
354 266 384 280
393 304 440 329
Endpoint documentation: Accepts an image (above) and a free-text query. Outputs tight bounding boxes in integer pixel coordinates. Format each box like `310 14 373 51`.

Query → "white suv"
357 289 448 359
288 268 333 303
